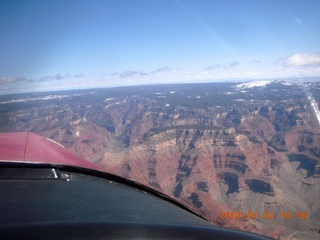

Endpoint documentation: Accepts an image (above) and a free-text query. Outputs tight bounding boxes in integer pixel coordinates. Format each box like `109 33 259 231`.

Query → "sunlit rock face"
1 81 320 240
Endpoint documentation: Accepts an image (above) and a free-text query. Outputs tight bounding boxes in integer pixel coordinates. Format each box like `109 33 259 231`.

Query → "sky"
0 0 320 94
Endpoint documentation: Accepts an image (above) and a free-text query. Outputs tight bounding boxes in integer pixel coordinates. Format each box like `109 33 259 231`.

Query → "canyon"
0 81 319 239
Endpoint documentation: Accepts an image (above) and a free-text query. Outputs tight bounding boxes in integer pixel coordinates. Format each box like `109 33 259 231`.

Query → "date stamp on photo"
219 211 308 220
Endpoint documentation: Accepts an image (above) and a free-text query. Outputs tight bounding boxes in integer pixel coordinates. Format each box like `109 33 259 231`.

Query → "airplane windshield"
1 1 320 239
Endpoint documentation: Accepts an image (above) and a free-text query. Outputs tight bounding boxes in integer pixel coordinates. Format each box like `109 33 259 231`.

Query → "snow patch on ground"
280 81 292 86
236 80 272 89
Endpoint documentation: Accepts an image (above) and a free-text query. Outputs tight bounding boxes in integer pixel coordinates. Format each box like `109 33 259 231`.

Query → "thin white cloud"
119 71 147 78
0 77 26 83
39 75 53 82
54 74 64 80
204 61 240 71
284 53 320 67
227 61 240 68
139 71 148 76
119 71 137 78
39 73 73 82
204 64 221 70
152 67 180 73
249 59 261 64
117 68 180 78
74 73 85 78
54 73 71 80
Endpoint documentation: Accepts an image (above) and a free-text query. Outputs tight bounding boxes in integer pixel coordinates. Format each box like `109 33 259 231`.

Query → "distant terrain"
1 80 320 239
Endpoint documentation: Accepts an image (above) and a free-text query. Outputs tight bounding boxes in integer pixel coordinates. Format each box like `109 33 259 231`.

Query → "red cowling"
0 132 102 171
